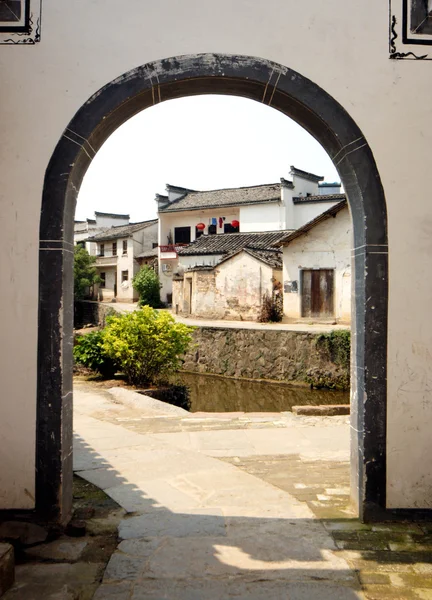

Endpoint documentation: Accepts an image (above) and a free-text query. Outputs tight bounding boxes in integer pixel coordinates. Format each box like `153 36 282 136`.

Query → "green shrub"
317 330 351 370
74 246 101 300
132 266 162 308
73 330 117 378
102 306 194 386
258 291 283 323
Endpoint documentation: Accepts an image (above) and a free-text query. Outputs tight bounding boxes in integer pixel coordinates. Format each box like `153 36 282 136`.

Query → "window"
112 242 117 256
224 223 239 234
121 270 128 283
76 241 85 249
411 0 432 34
174 226 191 244
152 242 158 248
208 224 217 235
195 227 204 239
99 243 105 257
0 0 42 44
100 272 106 288
0 1 22 22
123 240 128 255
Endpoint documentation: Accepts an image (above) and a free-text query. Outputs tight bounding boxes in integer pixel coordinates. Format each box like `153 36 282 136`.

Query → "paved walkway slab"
73 383 363 599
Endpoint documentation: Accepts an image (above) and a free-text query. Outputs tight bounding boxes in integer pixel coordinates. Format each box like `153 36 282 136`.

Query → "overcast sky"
76 95 341 223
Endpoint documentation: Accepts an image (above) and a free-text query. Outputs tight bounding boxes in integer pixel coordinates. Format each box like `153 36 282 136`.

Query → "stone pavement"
73 381 432 599
108 302 349 333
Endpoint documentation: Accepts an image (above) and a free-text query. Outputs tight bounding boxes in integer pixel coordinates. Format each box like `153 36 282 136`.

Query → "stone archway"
37 53 388 524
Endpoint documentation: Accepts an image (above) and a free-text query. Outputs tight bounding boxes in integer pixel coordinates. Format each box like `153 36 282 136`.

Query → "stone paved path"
74 382 361 599
107 302 349 332
74 382 432 599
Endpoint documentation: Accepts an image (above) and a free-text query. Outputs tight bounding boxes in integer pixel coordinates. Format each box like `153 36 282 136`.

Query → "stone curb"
292 404 350 416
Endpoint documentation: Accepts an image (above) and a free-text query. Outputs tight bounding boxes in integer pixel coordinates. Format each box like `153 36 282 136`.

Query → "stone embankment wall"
182 327 350 390
74 301 117 329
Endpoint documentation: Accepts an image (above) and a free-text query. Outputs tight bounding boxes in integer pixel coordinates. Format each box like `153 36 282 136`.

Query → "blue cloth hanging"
211 217 217 226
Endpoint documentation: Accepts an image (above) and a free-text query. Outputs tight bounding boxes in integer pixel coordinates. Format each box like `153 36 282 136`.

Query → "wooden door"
301 269 334 318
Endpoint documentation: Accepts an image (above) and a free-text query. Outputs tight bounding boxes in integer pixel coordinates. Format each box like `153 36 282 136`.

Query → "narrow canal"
174 372 349 413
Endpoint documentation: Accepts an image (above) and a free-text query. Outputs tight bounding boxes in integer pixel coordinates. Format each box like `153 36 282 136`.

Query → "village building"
278 200 351 323
157 166 345 302
87 219 158 302
74 212 130 256
172 231 288 319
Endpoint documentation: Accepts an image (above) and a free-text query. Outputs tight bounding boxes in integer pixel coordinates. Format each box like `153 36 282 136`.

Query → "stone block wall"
182 326 350 389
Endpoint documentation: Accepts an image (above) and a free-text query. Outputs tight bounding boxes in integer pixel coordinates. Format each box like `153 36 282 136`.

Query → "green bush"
102 306 194 386
132 266 162 308
74 246 101 300
317 330 351 370
73 330 117 378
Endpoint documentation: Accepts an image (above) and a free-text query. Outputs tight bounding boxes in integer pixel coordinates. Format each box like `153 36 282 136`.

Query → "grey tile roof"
94 211 130 219
158 183 282 213
277 200 348 246
87 219 158 242
137 248 158 259
178 230 293 256
290 166 324 183
293 193 346 204
191 247 282 271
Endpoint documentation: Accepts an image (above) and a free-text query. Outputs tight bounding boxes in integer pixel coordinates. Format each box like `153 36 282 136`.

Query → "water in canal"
174 372 349 413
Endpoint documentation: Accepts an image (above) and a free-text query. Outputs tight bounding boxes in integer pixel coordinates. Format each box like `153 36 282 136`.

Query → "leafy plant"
132 266 162 308
73 330 117 378
102 306 194 386
317 330 351 370
258 291 283 323
74 246 101 300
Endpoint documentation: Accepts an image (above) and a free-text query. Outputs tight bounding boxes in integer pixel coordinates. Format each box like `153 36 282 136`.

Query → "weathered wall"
182 326 349 388
1 0 431 510
283 206 352 322
174 252 277 320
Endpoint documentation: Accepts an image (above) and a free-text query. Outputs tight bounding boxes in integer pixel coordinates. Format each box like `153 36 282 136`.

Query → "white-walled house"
87 219 158 302
74 211 130 256
173 247 282 320
278 200 352 323
157 167 344 302
172 231 286 320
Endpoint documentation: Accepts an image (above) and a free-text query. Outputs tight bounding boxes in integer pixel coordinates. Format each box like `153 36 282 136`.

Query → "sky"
76 95 341 223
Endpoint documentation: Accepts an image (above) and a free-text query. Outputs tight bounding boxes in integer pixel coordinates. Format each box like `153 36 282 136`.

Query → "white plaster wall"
94 214 129 228
1 0 432 509
282 207 351 322
99 268 116 301
291 175 320 196
239 203 285 231
160 258 178 303
293 201 341 229
159 209 239 246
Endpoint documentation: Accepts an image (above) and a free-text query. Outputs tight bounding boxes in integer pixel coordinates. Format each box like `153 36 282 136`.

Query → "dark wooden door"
301 269 334 318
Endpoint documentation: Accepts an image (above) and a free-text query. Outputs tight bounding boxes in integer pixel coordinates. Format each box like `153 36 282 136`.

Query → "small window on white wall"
0 0 41 44
411 0 432 33
123 240 128 255
121 270 128 283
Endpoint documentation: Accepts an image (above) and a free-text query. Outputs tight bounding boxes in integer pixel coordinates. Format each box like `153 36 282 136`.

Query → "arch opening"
38 53 388 523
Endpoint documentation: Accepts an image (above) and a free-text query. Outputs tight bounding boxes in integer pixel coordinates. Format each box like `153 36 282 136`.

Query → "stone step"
0 543 14 597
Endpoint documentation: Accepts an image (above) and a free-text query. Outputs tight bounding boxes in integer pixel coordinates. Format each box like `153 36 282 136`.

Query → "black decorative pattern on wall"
389 0 432 59
0 0 41 44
